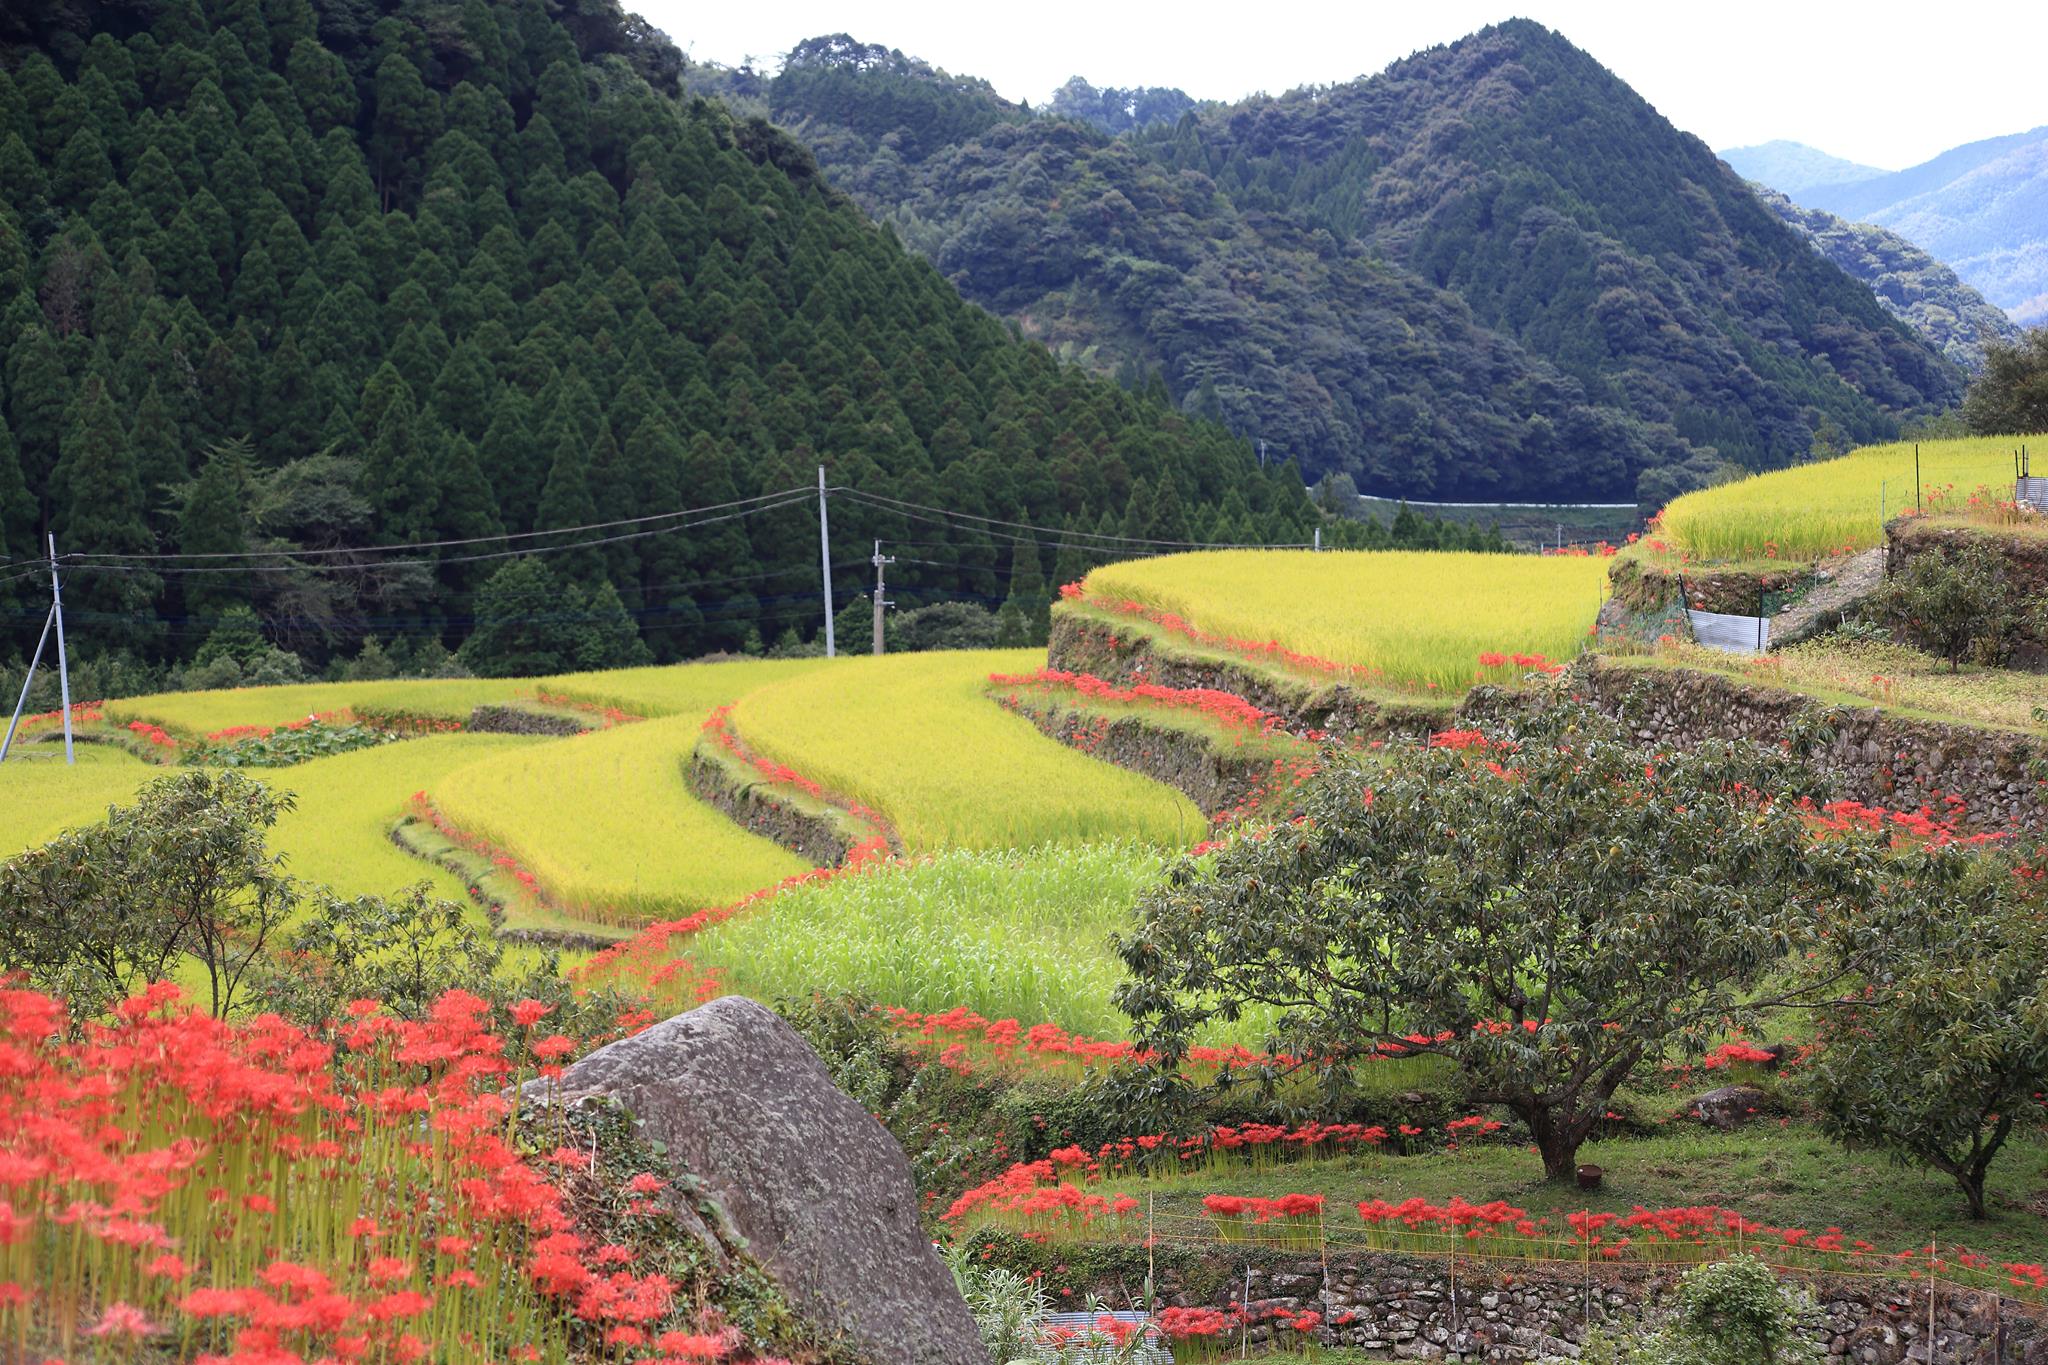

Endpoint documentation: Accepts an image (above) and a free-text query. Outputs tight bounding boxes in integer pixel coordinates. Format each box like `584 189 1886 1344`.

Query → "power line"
829 486 1314 551
50 486 813 563
56 496 813 576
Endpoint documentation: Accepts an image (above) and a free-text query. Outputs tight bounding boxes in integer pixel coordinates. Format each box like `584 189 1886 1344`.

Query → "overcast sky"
632 0 2046 171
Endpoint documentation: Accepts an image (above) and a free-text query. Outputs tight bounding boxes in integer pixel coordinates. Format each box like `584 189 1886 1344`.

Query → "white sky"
633 0 2048 171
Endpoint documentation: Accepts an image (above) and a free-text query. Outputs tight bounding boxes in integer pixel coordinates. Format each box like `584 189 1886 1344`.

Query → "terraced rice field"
104 678 523 735
0 743 156 855
1076 550 1610 693
1654 435 2044 563
430 715 812 923
725 651 1204 851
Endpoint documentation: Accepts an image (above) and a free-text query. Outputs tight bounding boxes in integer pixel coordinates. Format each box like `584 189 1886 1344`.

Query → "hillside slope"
1748 186 2021 370
1720 140 1885 198
1142 22 1964 478
0 3 1313 671
1793 127 2048 325
754 26 1962 504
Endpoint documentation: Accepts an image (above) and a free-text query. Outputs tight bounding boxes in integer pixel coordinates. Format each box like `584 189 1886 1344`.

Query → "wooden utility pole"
871 541 894 655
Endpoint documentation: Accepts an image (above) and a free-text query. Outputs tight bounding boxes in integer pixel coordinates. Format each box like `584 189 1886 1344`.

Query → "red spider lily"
0 985 785 1361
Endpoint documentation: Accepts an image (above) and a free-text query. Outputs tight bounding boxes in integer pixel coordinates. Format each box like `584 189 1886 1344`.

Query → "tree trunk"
1958 1169 1987 1220
1526 1107 1583 1182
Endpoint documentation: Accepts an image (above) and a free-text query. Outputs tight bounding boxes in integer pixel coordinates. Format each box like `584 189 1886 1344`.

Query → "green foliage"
1801 876 2048 1219
1962 326 2048 435
945 1241 1052 1365
247 881 631 1043
190 719 396 768
765 23 1962 500
0 769 295 1018
1114 702 1881 1178
888 600 998 652
1874 538 2045 669
1569 1256 1823 1365
0 0 1309 673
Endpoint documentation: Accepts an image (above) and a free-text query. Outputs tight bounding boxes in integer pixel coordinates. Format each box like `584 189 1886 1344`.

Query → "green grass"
1613 639 2048 736
681 843 1171 1036
1076 550 1611 694
727 651 1204 851
1084 1125 2048 1265
430 715 812 924
255 733 538 903
1655 435 2047 563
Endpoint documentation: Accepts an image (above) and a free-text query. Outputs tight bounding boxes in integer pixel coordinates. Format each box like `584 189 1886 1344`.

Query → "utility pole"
49 536 73 764
871 540 894 655
816 465 835 657
1313 527 1321 551
1258 439 1267 469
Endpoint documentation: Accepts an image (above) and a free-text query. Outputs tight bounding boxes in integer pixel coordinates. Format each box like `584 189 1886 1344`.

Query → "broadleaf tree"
1114 701 1894 1180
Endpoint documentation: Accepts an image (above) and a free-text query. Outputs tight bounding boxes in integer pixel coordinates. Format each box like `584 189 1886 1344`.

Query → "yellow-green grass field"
1654 435 2047 564
425 658 831 922
105 677 524 736
0 742 156 854
537 657 825 717
0 733 532 909
430 716 812 923
726 651 1204 851
1077 550 1611 694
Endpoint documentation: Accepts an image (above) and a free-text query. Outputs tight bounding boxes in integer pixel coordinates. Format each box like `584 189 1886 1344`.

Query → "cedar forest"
0 0 1469 676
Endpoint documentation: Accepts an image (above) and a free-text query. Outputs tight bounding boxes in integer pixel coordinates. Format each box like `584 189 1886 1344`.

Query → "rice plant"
727 650 1204 851
430 715 811 922
1655 435 2047 563
1077 550 1610 694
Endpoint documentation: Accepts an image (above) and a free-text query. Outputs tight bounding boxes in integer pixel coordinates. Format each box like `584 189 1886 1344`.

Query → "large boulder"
533 996 984 1365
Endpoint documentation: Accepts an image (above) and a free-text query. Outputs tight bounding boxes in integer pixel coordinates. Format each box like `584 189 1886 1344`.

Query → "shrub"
1962 327 2048 436
0 770 296 1018
1875 538 2044 669
1565 1256 1822 1365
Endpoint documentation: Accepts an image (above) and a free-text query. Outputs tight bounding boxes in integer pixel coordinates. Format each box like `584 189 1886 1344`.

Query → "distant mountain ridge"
1748 186 2021 370
1721 140 1886 198
1733 128 2048 326
739 22 1962 504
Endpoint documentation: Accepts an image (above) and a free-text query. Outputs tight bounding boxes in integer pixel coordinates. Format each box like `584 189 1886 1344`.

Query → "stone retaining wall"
1048 611 1449 741
1461 664 2048 834
995 698 1274 819
466 703 588 736
685 750 896 866
1129 1250 2047 1363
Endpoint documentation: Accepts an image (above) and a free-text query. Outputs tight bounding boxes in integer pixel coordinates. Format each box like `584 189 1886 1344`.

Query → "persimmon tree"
1114 702 1888 1181
1802 872 2048 1219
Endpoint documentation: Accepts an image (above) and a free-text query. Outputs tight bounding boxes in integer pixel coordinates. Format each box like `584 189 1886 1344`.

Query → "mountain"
753 23 1964 504
1790 127 2048 325
1748 186 2021 370
0 0 1318 670
1720 140 1885 198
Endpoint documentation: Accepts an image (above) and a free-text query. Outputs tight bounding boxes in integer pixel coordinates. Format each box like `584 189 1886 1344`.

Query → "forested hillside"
1792 127 2048 326
1749 185 2019 371
0 0 1319 673
752 24 1965 505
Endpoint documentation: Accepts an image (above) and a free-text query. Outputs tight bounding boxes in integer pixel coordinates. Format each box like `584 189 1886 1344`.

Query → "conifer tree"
178 438 252 619
53 374 160 651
